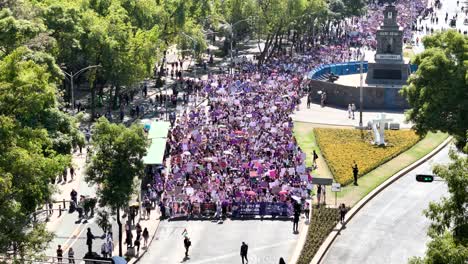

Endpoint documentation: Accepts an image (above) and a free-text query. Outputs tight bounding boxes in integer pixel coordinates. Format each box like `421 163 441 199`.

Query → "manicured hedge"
297 207 340 264
314 128 419 185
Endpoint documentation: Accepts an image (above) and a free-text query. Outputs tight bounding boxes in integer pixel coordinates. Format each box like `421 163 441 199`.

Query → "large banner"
169 201 292 218
231 202 292 217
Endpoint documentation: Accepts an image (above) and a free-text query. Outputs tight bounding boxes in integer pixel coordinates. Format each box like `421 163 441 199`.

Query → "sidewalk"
111 207 161 263
44 148 89 232
291 98 412 128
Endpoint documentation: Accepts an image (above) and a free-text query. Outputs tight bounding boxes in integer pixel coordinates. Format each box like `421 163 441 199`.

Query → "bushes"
315 128 420 185
297 207 340 264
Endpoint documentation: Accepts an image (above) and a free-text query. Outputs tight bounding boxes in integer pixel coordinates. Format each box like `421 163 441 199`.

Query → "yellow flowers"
315 128 420 185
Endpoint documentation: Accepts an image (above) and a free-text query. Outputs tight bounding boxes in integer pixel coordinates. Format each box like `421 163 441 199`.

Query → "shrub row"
297 207 340 264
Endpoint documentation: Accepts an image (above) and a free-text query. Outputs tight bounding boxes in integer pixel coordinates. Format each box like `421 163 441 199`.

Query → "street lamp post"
180 32 198 108
227 18 251 75
181 32 197 80
61 65 102 113
359 54 365 128
204 16 251 75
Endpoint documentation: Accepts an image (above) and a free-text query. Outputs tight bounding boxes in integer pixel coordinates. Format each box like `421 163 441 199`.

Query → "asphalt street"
322 144 452 264
140 220 300 264
45 172 107 262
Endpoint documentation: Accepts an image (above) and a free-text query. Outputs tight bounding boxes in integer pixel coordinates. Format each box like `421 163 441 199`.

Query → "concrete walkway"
292 99 412 128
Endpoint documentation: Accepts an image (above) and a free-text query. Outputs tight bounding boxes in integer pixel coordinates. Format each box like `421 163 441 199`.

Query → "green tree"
0 8 45 55
0 47 72 260
86 118 147 256
401 31 468 147
408 140 468 264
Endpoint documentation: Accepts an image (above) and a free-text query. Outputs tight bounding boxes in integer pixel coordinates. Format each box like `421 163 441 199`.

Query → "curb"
309 136 452 264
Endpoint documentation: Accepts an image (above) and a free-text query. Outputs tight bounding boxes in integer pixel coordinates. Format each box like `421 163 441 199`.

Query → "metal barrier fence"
0 256 112 264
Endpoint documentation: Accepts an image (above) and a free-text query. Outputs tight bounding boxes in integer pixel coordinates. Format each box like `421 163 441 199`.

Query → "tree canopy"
401 31 468 148
85 117 146 256
0 47 73 260
409 140 468 264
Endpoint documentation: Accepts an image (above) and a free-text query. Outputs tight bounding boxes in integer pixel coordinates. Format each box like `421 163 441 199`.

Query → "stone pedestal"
366 4 410 86
366 60 410 86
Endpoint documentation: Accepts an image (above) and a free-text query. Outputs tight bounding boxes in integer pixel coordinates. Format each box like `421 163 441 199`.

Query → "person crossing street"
240 242 248 264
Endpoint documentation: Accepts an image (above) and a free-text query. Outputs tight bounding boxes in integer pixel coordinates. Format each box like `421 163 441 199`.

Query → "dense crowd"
142 0 428 218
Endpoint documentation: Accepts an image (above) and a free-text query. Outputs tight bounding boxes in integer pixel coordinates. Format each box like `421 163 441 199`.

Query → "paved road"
322 145 452 264
140 220 300 264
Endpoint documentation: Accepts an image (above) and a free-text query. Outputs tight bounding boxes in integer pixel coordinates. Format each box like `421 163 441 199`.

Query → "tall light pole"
359 53 365 128
226 18 251 75
204 16 252 75
180 32 199 107
61 65 101 113
181 32 198 80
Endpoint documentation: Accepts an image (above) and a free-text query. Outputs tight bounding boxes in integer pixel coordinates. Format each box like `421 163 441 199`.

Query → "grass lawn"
315 128 420 185
294 122 333 179
294 122 449 206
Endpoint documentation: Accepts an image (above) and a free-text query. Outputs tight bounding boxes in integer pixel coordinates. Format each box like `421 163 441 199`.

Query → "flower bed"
297 207 340 264
315 128 420 185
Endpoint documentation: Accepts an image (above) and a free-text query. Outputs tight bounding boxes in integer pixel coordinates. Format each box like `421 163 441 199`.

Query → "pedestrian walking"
347 104 352 119
134 236 141 255
56 245 63 263
69 166 75 181
62 167 67 182
184 236 191 257
240 242 248 264
136 223 142 238
144 197 152 219
101 242 109 258
106 231 114 256
125 229 133 248
352 161 359 186
312 150 319 168
48 201 53 215
339 203 347 225
143 228 149 247
304 202 310 220
68 247 75 263
351 103 356 119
